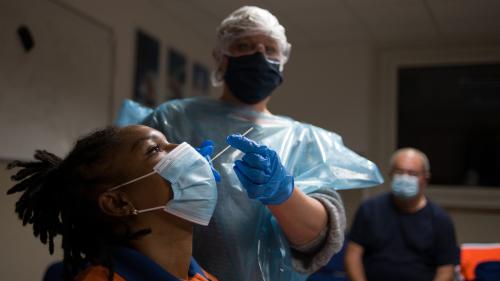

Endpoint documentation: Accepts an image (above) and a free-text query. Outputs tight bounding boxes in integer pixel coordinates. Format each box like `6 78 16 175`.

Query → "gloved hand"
227 134 294 205
195 140 221 182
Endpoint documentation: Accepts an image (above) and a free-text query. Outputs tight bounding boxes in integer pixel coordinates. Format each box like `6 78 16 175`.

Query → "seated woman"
7 125 218 281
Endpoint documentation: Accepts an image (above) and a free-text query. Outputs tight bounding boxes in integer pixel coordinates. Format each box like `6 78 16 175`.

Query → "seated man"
344 148 459 281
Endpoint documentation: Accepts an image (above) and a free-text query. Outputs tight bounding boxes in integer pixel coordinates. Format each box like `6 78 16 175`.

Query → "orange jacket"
75 265 218 281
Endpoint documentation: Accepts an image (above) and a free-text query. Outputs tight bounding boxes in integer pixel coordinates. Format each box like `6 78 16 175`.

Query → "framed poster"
167 48 187 100
133 30 159 107
192 62 210 96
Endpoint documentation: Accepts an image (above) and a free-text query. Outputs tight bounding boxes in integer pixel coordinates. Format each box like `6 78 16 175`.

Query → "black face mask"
223 52 283 104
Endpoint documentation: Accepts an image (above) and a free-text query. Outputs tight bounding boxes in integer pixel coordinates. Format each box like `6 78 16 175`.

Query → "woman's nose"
166 143 179 153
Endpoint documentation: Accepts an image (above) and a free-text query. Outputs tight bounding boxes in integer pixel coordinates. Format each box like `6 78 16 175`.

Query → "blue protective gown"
116 97 383 281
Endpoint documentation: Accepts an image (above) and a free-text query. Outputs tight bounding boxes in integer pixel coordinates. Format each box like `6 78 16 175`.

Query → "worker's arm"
267 188 328 245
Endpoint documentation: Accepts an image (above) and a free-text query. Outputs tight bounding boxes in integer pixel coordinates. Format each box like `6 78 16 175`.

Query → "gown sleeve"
288 188 346 274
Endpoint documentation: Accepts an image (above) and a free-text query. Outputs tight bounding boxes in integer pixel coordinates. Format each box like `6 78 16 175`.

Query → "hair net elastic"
213 6 292 84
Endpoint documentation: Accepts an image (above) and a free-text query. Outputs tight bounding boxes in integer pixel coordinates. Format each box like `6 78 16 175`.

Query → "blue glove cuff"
195 140 221 182
260 175 295 205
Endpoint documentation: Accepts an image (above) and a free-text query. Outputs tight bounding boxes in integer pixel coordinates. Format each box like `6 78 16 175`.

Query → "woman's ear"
98 191 137 217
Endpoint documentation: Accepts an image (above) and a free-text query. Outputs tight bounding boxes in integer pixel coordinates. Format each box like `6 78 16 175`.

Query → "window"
398 64 500 187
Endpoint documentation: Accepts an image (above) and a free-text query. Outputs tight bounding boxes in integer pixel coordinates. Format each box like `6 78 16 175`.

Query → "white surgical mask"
110 142 217 226
391 174 419 200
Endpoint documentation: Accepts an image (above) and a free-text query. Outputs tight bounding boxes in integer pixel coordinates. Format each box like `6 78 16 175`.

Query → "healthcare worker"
7 125 219 281
119 6 383 281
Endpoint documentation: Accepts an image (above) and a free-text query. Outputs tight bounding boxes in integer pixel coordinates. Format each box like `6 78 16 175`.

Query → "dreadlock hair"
7 126 148 281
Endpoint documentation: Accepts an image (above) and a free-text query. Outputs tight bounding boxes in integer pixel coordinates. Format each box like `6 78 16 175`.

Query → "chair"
460 243 500 281
475 261 500 281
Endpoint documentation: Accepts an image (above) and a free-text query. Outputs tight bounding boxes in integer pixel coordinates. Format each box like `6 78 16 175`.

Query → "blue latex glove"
195 140 221 182
227 134 294 205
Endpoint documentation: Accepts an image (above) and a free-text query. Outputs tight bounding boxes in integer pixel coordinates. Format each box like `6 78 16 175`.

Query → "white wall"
270 44 376 156
0 161 63 280
0 0 113 160
447 208 500 243
63 0 219 116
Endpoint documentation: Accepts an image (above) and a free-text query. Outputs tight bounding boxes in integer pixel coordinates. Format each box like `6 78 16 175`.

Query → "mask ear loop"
129 206 165 216
109 171 156 191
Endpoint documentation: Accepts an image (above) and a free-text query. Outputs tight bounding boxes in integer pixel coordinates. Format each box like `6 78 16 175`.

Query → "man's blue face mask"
224 52 283 104
391 174 419 200
109 142 217 226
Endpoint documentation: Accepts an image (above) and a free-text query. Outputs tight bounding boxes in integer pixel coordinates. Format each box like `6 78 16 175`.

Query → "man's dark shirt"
349 192 459 281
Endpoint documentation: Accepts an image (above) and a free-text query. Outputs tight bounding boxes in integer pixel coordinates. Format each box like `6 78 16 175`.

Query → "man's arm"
433 208 459 281
433 265 455 281
344 241 368 281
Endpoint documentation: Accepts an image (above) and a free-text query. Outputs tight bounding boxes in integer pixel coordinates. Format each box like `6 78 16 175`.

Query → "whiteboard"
0 0 113 160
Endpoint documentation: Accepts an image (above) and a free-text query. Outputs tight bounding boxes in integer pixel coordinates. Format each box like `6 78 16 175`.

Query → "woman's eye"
146 144 162 155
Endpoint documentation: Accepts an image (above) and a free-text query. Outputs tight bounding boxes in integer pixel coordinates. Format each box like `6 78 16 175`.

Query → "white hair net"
212 6 292 84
